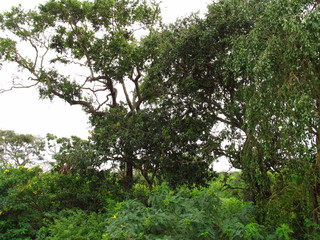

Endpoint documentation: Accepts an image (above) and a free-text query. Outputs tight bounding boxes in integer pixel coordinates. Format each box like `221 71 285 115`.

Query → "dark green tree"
144 0 270 203
231 0 320 231
92 104 214 190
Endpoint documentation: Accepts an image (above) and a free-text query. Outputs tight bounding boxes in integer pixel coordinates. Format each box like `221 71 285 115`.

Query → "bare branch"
0 81 40 94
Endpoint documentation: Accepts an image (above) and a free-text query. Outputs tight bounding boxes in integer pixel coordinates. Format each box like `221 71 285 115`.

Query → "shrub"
103 183 260 239
46 209 106 240
0 166 44 239
0 166 121 240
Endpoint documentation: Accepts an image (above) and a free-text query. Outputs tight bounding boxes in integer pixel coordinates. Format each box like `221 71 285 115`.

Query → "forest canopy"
0 0 319 239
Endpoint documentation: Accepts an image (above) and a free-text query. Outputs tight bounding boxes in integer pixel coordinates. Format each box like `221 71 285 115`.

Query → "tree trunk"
311 186 319 225
123 161 133 191
141 168 153 191
241 132 272 223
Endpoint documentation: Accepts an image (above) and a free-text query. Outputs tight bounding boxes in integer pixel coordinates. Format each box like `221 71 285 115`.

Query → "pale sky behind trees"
0 0 231 171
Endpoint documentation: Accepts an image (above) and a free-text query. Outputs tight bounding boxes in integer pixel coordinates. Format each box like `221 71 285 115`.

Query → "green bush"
0 166 44 240
103 183 261 240
37 170 121 212
46 209 106 240
0 166 121 239
132 183 151 205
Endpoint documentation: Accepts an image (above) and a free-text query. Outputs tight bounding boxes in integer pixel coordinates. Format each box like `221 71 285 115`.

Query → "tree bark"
311 186 319 225
123 161 133 191
141 168 153 191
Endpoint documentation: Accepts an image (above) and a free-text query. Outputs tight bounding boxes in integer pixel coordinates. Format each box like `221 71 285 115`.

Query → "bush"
46 209 106 240
0 166 44 240
103 183 261 240
0 166 121 240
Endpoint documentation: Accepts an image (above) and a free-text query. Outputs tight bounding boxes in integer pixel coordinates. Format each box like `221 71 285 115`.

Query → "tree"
0 130 45 167
231 0 320 228
0 0 161 189
144 0 271 204
0 0 160 114
92 104 214 190
144 1 319 231
0 0 216 190
47 134 103 176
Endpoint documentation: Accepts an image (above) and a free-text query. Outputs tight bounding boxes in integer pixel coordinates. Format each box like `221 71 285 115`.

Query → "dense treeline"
0 0 319 239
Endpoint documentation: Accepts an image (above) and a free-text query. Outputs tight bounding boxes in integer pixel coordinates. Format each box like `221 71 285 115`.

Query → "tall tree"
0 0 214 190
147 0 320 229
0 0 160 189
144 0 272 204
232 0 320 227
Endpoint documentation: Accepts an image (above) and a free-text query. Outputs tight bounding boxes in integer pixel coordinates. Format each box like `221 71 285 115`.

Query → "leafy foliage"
0 130 45 167
91 106 215 190
47 134 104 176
103 183 259 240
47 209 106 240
0 165 120 239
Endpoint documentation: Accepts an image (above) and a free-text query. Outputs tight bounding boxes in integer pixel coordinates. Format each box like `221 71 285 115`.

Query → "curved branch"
122 81 134 111
0 81 40 94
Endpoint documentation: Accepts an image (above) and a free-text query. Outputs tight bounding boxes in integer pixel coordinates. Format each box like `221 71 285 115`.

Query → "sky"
0 0 232 171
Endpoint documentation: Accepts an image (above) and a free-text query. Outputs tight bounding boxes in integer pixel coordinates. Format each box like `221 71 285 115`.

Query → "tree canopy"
0 130 45 167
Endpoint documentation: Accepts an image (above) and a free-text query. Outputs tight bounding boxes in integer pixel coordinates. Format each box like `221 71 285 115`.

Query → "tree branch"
122 80 134 111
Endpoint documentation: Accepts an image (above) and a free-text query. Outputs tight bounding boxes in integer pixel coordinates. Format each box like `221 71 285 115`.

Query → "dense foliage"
0 0 319 239
0 166 297 240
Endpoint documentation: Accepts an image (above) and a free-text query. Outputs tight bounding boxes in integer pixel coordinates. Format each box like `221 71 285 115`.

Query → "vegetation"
0 130 45 167
0 0 319 239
